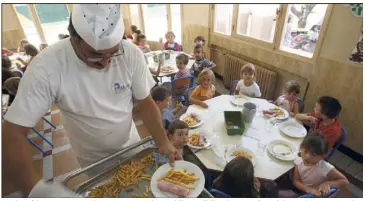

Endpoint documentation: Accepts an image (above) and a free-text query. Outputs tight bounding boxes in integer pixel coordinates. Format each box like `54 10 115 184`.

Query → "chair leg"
32 128 54 147
27 137 46 155
42 117 56 129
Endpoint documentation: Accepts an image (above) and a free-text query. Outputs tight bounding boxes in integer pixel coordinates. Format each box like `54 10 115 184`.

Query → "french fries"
88 153 154 198
189 133 201 146
232 150 253 160
158 169 199 190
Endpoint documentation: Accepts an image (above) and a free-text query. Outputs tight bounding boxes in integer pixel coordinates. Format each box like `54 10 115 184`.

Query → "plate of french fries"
179 113 203 128
161 66 175 73
225 146 256 167
150 161 205 198
187 130 211 150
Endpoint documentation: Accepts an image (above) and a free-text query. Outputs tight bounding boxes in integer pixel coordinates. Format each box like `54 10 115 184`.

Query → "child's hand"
199 102 208 108
306 187 321 197
317 182 330 197
290 112 295 117
176 102 183 110
307 116 317 123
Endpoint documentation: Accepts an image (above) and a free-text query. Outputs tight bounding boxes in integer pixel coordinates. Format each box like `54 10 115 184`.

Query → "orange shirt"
308 112 341 149
191 85 215 101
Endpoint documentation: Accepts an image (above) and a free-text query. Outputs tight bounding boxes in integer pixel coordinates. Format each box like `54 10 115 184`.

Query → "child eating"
235 63 261 98
167 120 189 156
161 31 182 51
295 96 342 149
189 69 215 108
281 132 348 198
213 156 279 198
275 80 301 116
191 44 216 78
136 34 151 53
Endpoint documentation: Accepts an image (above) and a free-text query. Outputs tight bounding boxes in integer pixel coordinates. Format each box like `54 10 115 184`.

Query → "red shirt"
308 112 341 149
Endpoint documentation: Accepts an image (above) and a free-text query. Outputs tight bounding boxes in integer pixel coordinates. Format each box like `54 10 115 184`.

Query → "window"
213 4 233 35
34 4 69 45
129 4 142 31
280 4 328 58
170 4 182 44
13 4 42 48
142 4 168 42
236 4 279 43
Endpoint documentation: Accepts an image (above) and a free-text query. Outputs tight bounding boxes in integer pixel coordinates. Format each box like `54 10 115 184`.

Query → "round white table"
186 95 304 180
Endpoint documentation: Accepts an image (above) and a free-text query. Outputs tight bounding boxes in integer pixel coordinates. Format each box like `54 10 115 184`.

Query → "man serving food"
2 4 181 197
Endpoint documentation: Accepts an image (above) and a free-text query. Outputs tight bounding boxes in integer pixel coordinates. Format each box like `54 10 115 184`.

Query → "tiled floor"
2 77 363 198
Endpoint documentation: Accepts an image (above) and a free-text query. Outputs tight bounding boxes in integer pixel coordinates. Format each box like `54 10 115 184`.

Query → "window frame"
211 4 334 62
128 4 182 43
12 4 72 46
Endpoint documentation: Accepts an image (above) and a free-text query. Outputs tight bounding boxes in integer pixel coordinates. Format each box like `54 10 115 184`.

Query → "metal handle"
63 136 153 185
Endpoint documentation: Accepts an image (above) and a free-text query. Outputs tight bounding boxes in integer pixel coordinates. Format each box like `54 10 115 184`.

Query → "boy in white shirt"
235 63 261 98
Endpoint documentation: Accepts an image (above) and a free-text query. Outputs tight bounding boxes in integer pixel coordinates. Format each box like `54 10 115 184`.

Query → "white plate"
267 140 297 161
179 113 204 128
225 146 256 167
187 129 211 149
150 160 205 198
279 122 307 138
230 97 249 106
263 108 289 120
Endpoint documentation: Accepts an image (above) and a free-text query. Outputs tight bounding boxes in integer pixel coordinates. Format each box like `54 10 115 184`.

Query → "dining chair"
171 75 194 103
209 188 231 198
229 80 239 95
299 188 339 198
326 126 347 159
184 86 197 106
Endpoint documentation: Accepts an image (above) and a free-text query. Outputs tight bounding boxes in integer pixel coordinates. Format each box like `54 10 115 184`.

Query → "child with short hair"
213 156 279 198
175 53 190 79
276 80 301 116
235 63 261 98
167 120 189 155
295 96 342 149
150 86 186 129
189 69 215 108
191 44 216 77
161 31 182 51
136 34 151 53
281 132 348 198
192 36 206 58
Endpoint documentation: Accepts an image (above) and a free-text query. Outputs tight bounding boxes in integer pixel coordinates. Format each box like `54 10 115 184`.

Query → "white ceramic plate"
267 140 297 161
161 66 175 73
225 146 256 167
150 161 205 198
279 122 307 138
230 97 249 106
187 129 211 150
179 113 204 128
263 108 289 120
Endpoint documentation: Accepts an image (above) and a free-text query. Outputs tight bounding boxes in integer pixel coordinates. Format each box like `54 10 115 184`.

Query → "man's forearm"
2 121 40 195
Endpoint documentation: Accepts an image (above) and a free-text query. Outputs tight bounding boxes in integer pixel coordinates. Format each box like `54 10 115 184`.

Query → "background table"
186 95 304 180
146 51 195 77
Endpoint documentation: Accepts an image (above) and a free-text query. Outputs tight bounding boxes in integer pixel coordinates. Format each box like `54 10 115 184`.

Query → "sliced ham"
157 180 190 197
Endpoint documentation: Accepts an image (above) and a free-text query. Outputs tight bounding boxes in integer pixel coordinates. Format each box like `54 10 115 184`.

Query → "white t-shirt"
294 157 335 187
235 80 261 98
4 39 155 163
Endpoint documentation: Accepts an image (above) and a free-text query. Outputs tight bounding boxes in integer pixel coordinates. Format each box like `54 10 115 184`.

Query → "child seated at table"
191 36 206 58
189 69 215 108
151 86 186 129
213 156 279 198
136 34 151 53
17 43 39 72
235 63 261 98
295 96 342 149
167 120 189 156
275 80 301 116
279 132 348 198
160 31 182 51
190 44 216 78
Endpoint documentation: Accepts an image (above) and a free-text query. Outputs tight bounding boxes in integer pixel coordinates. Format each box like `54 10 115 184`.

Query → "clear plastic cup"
257 140 267 155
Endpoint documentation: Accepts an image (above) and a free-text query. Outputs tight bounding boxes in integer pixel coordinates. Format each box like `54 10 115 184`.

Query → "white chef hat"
71 4 124 51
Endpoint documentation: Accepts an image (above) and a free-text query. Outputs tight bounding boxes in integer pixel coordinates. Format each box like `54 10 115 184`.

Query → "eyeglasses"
77 39 124 63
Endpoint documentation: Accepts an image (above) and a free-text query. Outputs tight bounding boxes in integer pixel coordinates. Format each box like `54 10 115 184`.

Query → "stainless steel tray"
62 136 213 198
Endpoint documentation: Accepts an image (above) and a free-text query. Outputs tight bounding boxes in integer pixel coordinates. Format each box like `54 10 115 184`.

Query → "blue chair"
183 86 197 106
171 75 194 104
229 80 239 95
326 127 347 159
209 188 231 198
296 98 305 113
299 188 339 198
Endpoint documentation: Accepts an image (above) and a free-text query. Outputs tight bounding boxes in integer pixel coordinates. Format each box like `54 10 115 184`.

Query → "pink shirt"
174 68 190 79
295 157 334 187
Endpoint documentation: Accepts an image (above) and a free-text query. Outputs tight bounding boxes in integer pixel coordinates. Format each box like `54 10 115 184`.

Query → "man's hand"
158 142 182 167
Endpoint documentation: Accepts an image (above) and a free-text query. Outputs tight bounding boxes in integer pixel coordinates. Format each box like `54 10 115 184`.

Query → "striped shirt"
175 68 190 79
